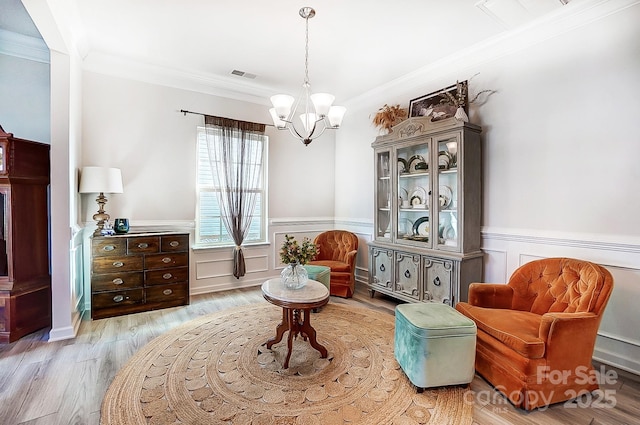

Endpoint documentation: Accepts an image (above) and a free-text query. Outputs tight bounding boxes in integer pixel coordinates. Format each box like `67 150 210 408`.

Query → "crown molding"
82 51 273 106
0 28 49 63
345 0 640 110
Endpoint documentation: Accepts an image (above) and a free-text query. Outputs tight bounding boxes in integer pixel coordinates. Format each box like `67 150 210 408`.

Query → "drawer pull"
169 241 180 247
433 276 441 286
163 289 173 295
113 261 124 268
138 243 149 249
113 295 124 303
404 270 411 279
163 273 173 280
112 278 124 285
103 245 116 252
380 264 385 272
162 257 172 264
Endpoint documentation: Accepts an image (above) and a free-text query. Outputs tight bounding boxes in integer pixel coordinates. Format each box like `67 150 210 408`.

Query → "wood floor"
0 285 638 425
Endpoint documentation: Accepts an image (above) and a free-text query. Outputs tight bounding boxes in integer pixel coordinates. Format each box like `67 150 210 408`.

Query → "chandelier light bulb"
327 106 347 128
310 93 334 117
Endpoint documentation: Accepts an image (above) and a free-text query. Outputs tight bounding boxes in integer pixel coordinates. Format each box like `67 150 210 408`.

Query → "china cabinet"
369 117 482 305
0 126 51 343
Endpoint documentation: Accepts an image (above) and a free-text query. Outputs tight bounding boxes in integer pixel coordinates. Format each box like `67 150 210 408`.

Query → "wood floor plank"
0 285 638 425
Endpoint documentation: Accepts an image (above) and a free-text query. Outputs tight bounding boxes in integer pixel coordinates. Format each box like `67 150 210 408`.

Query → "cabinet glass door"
375 150 391 240
396 142 431 247
435 135 459 250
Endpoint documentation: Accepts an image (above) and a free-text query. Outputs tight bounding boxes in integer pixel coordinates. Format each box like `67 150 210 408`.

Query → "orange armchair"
455 257 613 410
308 230 359 298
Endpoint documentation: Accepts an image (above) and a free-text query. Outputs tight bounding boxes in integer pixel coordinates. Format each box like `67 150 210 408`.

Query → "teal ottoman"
394 303 477 390
303 265 331 291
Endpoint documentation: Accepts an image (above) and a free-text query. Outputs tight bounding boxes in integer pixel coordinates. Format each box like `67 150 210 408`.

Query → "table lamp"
79 166 124 236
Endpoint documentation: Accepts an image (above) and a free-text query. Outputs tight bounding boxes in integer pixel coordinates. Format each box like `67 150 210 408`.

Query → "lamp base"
92 192 111 236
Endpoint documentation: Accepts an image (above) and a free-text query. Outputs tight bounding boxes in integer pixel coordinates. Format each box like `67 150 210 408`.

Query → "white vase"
281 262 309 289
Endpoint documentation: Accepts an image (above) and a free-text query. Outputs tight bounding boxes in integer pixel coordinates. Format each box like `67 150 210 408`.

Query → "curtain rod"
180 109 274 127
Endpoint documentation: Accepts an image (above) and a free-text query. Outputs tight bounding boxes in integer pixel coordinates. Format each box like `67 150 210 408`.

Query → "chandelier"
269 7 346 146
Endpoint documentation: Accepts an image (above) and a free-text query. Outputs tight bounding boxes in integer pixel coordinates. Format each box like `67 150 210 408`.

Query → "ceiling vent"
231 69 257 79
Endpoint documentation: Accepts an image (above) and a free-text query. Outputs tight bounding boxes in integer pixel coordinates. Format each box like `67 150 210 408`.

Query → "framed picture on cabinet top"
408 82 468 121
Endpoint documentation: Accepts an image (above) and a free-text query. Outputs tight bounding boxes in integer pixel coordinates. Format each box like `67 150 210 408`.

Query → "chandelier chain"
304 13 310 85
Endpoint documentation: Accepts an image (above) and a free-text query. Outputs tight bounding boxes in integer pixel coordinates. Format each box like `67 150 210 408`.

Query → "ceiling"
3 0 573 104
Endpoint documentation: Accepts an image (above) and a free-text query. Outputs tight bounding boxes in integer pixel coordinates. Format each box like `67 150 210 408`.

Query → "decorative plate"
400 187 409 202
398 158 408 174
408 155 427 173
412 216 429 236
438 151 452 169
438 185 453 209
410 186 427 207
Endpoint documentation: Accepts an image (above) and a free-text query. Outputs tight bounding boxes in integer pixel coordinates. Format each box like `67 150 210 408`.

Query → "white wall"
81 71 337 296
0 54 50 142
335 2 640 374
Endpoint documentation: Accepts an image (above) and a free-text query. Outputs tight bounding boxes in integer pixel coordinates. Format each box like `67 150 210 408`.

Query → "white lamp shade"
269 108 287 129
327 106 347 128
79 166 124 194
270 94 295 119
299 113 318 133
310 93 334 117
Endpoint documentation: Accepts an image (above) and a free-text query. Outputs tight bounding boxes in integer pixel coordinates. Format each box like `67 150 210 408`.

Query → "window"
196 126 268 246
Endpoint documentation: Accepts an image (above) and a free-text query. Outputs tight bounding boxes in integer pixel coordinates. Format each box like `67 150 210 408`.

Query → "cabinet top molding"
372 117 481 146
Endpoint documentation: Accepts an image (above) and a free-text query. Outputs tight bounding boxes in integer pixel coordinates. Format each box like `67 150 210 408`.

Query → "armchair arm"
468 283 513 308
345 250 358 271
540 312 601 372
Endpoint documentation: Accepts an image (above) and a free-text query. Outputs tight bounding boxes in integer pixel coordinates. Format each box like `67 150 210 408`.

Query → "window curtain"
203 115 265 278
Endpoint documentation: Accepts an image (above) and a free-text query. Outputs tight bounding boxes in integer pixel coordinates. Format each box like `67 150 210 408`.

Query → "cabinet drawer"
92 272 144 292
93 255 144 274
92 238 127 257
161 234 189 252
92 288 144 310
127 236 160 254
145 252 188 270
145 267 188 286
370 247 393 289
423 258 453 305
395 252 420 299
146 283 188 305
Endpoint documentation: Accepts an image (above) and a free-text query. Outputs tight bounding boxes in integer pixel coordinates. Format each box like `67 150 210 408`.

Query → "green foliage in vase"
279 234 319 265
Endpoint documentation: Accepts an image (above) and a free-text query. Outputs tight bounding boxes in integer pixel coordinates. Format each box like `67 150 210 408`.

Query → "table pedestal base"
265 307 327 369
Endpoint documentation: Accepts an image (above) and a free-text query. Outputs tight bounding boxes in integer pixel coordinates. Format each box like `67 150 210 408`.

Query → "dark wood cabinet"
90 232 190 319
0 126 51 343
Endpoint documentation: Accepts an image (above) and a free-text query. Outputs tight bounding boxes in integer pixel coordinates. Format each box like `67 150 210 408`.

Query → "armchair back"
508 258 613 316
314 230 359 263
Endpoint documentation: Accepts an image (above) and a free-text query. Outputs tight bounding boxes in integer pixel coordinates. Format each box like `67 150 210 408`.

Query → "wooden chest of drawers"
90 232 190 319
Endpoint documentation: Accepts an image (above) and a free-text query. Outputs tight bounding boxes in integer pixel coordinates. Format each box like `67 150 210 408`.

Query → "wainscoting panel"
481 249 508 283
192 245 272 295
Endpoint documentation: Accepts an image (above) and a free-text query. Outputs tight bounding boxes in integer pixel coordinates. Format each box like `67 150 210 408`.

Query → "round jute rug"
101 302 473 425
